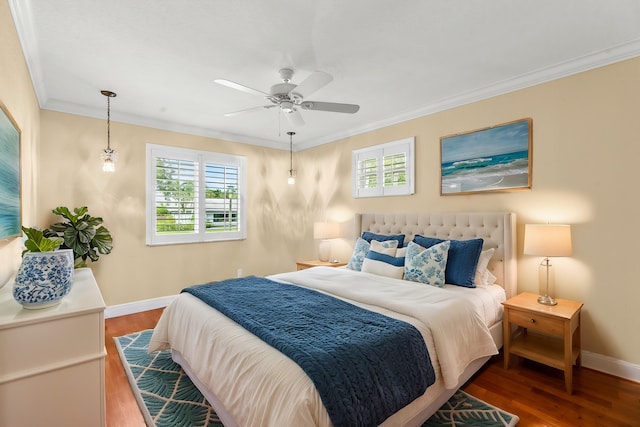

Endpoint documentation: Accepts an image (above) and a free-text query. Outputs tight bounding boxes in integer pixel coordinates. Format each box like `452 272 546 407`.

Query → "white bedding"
440 281 506 328
149 266 504 427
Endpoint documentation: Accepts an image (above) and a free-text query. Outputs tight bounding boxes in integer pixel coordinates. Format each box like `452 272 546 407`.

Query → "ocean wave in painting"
441 150 529 194
0 108 20 239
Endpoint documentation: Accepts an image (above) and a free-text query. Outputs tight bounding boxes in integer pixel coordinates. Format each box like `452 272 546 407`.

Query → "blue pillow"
412 235 483 288
361 231 405 248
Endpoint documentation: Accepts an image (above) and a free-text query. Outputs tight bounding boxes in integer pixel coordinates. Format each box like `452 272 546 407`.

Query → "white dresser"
0 268 106 427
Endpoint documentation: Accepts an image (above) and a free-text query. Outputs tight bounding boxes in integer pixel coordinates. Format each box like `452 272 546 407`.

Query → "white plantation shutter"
354 148 381 198
146 144 246 245
155 156 199 235
352 137 414 198
204 163 240 234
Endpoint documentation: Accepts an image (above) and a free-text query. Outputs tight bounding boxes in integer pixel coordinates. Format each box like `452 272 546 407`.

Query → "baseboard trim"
105 295 176 319
105 297 640 384
582 350 640 383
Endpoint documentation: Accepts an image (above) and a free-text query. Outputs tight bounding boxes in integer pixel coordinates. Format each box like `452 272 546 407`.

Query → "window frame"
145 143 247 246
352 137 415 198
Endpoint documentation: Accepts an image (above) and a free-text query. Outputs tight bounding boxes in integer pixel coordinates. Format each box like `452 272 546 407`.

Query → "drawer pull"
530 318 536 323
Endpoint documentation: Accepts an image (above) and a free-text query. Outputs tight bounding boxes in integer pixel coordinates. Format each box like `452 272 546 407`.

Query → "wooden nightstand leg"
503 316 511 369
575 315 582 368
564 323 573 394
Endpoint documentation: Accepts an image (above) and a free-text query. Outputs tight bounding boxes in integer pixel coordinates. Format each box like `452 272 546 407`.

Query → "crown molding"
10 0 640 152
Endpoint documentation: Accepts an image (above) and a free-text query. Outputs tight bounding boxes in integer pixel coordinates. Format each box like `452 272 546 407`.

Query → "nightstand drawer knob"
530 318 536 323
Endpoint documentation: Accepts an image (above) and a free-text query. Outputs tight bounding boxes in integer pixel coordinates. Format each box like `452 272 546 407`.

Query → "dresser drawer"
0 312 103 379
508 308 564 336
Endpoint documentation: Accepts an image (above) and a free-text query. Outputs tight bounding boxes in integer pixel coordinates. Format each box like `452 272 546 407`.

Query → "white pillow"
404 241 450 287
474 248 495 286
361 240 405 279
484 270 498 285
369 239 399 254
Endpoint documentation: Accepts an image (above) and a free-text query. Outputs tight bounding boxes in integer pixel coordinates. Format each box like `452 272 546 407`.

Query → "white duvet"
149 267 500 427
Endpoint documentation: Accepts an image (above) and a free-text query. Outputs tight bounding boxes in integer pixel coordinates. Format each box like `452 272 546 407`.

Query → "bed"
149 211 517 426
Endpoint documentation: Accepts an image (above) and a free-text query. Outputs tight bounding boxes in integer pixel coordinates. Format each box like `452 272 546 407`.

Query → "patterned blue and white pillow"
346 238 370 271
346 238 398 271
404 240 450 287
361 240 405 279
413 235 483 288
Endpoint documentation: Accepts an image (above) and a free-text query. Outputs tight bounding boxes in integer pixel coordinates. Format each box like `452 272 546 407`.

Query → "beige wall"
3 0 639 368
0 1 41 287
37 111 319 305
299 57 640 366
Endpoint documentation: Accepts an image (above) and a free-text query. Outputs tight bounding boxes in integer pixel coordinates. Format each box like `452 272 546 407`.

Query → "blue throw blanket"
183 276 435 427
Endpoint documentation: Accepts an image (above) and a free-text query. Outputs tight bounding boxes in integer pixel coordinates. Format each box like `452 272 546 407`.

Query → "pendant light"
100 90 117 172
287 131 296 185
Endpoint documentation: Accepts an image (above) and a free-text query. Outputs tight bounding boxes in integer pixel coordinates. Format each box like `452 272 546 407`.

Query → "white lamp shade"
313 222 340 240
524 224 572 257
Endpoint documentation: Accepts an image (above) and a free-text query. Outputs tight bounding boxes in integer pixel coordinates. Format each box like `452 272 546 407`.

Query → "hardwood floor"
105 309 640 427
105 308 164 427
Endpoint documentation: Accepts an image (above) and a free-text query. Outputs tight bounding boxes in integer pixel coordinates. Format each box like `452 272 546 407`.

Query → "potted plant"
13 227 75 309
44 206 113 268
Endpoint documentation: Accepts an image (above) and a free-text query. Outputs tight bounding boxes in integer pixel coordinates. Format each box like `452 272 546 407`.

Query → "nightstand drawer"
509 309 564 336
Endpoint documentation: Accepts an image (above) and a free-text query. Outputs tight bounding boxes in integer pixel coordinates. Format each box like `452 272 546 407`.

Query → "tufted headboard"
354 212 517 298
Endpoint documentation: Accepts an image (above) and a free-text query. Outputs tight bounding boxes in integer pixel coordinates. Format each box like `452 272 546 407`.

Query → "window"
352 137 415 198
146 144 246 245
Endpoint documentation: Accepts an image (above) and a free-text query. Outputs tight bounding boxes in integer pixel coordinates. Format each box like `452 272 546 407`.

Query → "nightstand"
502 292 583 393
296 260 347 271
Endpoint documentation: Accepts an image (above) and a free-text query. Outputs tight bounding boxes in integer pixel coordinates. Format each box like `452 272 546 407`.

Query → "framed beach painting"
440 118 532 195
0 103 21 240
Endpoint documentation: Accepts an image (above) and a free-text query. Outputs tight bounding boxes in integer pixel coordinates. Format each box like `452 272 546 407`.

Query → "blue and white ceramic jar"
13 249 74 309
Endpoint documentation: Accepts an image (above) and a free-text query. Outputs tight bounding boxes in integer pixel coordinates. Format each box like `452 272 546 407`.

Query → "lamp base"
537 295 558 306
318 240 331 262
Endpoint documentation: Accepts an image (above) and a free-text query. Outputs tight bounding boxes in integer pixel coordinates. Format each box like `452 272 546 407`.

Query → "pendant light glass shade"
101 90 117 173
101 147 117 172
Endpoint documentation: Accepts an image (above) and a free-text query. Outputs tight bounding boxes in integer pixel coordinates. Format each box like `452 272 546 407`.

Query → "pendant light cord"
106 95 111 151
101 90 117 152
287 131 295 172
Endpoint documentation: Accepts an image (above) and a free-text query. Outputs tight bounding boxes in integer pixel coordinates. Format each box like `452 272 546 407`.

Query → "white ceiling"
8 0 640 151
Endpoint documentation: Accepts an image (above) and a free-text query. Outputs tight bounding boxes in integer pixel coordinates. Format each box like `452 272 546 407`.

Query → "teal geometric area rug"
116 330 519 427
115 330 222 427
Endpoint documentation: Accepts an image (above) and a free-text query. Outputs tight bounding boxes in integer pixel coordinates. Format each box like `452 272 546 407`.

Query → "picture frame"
0 103 21 240
440 118 532 195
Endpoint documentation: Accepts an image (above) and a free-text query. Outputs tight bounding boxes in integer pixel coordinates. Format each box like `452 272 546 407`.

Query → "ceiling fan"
214 68 360 126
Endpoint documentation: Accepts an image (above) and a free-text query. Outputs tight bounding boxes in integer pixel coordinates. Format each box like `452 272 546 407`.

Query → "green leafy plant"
44 206 113 268
21 226 62 256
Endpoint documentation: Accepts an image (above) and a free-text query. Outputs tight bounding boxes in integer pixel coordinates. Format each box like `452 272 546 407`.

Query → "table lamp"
313 222 340 262
523 224 572 306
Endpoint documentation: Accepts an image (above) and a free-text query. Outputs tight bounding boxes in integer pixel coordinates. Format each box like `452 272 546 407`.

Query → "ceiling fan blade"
214 79 270 97
290 71 333 99
299 101 360 114
223 105 277 117
284 109 305 127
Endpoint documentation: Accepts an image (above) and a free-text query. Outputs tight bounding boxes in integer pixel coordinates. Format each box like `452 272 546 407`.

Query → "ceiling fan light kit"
215 68 360 128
